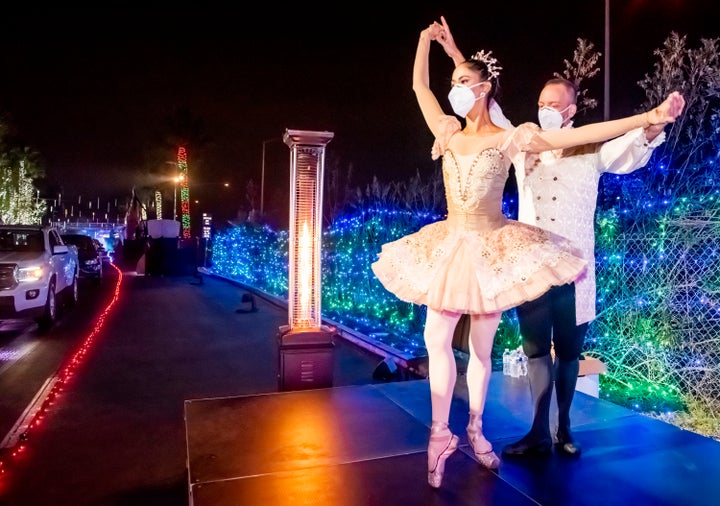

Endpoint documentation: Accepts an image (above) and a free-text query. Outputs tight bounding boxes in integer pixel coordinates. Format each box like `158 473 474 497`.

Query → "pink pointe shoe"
427 421 459 488
467 413 500 470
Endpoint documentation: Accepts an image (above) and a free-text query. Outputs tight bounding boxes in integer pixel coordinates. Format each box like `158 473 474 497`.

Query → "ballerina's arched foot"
428 422 459 488
473 447 501 469
467 416 501 470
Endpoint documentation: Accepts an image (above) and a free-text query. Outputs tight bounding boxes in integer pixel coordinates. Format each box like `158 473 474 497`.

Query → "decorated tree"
0 126 46 224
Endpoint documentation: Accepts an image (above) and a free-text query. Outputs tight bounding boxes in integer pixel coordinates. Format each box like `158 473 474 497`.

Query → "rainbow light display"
177 147 191 238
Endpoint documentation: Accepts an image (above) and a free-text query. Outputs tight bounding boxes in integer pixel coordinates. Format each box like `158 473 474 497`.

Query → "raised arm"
413 25 447 139
525 92 685 152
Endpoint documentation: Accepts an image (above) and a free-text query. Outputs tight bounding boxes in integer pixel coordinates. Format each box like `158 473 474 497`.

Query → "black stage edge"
184 371 720 506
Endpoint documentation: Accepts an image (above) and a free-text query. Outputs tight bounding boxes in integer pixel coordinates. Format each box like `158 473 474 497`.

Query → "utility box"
278 325 335 391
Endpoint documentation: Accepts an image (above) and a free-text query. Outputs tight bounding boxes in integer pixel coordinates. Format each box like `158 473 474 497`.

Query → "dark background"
0 2 716 224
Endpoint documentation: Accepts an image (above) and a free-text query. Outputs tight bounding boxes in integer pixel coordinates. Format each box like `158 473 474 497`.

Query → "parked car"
0 225 79 331
61 233 103 284
93 238 110 263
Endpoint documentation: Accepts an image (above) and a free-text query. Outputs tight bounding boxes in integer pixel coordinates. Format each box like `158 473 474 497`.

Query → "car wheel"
37 279 57 333
68 275 79 306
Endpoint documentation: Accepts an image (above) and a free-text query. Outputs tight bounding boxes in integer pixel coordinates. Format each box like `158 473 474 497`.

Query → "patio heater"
277 128 336 391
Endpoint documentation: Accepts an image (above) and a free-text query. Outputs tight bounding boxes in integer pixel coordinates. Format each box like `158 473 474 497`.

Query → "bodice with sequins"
442 148 509 231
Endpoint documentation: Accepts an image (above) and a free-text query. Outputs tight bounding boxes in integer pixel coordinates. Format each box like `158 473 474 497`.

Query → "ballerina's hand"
433 16 461 61
438 16 456 47
426 21 444 41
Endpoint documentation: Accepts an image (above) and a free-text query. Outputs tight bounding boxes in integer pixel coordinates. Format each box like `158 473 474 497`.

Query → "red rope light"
0 263 123 491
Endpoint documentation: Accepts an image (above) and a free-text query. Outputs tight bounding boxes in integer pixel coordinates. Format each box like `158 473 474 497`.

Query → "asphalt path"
0 265 387 505
0 270 115 443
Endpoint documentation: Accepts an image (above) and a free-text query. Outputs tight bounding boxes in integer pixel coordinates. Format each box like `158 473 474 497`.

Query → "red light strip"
0 263 123 489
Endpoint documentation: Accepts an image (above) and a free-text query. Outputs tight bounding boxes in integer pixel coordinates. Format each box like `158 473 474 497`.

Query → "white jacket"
513 126 665 324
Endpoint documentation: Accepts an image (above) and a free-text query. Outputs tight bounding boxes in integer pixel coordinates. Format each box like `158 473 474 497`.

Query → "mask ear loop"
476 80 489 99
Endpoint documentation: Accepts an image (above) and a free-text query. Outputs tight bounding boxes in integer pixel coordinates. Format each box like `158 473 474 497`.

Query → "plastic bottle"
502 348 511 375
509 350 520 378
512 346 526 377
519 354 528 376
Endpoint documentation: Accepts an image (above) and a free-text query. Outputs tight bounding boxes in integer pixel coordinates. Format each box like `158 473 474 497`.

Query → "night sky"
0 3 716 223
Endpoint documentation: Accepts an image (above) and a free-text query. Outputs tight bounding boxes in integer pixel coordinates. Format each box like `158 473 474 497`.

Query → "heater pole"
278 128 336 391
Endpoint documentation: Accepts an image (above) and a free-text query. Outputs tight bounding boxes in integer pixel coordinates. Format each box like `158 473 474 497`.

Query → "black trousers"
515 283 588 361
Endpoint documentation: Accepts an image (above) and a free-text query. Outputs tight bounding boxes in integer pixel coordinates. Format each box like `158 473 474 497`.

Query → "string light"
177 147 191 239
0 264 123 488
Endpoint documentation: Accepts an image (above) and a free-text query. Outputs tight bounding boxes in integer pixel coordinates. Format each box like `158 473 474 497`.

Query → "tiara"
470 50 502 80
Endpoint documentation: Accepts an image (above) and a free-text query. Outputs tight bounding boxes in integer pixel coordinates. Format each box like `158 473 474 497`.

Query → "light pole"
604 0 610 121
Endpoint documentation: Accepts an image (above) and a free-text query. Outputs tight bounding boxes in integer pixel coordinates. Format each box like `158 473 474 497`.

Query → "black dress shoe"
556 429 582 457
502 436 552 456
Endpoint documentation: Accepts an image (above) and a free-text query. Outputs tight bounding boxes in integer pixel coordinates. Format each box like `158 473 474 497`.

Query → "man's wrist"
643 123 665 141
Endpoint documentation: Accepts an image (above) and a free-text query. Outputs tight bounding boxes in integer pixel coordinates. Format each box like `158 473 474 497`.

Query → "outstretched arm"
413 25 447 139
643 122 667 142
526 92 685 152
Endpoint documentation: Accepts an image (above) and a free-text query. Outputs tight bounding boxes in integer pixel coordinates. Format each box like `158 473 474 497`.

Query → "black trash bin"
277 325 335 391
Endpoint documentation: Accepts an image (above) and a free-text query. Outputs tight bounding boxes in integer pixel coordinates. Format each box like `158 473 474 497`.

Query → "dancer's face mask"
448 82 487 117
537 105 572 130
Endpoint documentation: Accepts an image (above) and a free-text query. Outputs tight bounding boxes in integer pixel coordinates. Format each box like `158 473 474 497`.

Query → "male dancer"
435 16 677 456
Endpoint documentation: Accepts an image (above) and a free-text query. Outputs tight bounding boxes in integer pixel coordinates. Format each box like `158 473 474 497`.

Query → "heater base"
278 326 335 391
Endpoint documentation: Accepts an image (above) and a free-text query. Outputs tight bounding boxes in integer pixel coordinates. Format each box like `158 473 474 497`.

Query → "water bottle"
519 354 528 376
509 351 520 378
502 348 511 375
513 346 526 376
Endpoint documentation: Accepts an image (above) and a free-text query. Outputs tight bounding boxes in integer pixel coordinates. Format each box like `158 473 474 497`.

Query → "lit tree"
0 135 46 224
177 146 191 238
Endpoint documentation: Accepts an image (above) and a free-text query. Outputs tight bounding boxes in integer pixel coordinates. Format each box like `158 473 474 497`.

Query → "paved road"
0 267 388 505
0 270 115 442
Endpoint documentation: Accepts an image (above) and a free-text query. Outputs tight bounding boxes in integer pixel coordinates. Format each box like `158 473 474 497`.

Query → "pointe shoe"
427 422 459 488
466 414 500 470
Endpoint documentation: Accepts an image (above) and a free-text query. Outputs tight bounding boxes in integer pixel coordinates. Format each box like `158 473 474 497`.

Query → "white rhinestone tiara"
470 50 502 80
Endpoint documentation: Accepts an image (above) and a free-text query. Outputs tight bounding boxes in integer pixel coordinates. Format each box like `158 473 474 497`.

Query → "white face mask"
537 105 572 130
448 82 487 117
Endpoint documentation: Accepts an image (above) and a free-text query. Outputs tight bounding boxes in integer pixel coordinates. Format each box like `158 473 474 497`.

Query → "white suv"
0 225 79 331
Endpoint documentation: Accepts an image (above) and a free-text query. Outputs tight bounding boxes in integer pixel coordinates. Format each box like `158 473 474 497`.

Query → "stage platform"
185 371 720 505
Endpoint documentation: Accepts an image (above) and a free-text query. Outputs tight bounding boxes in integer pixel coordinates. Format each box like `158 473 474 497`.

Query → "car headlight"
18 266 44 282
